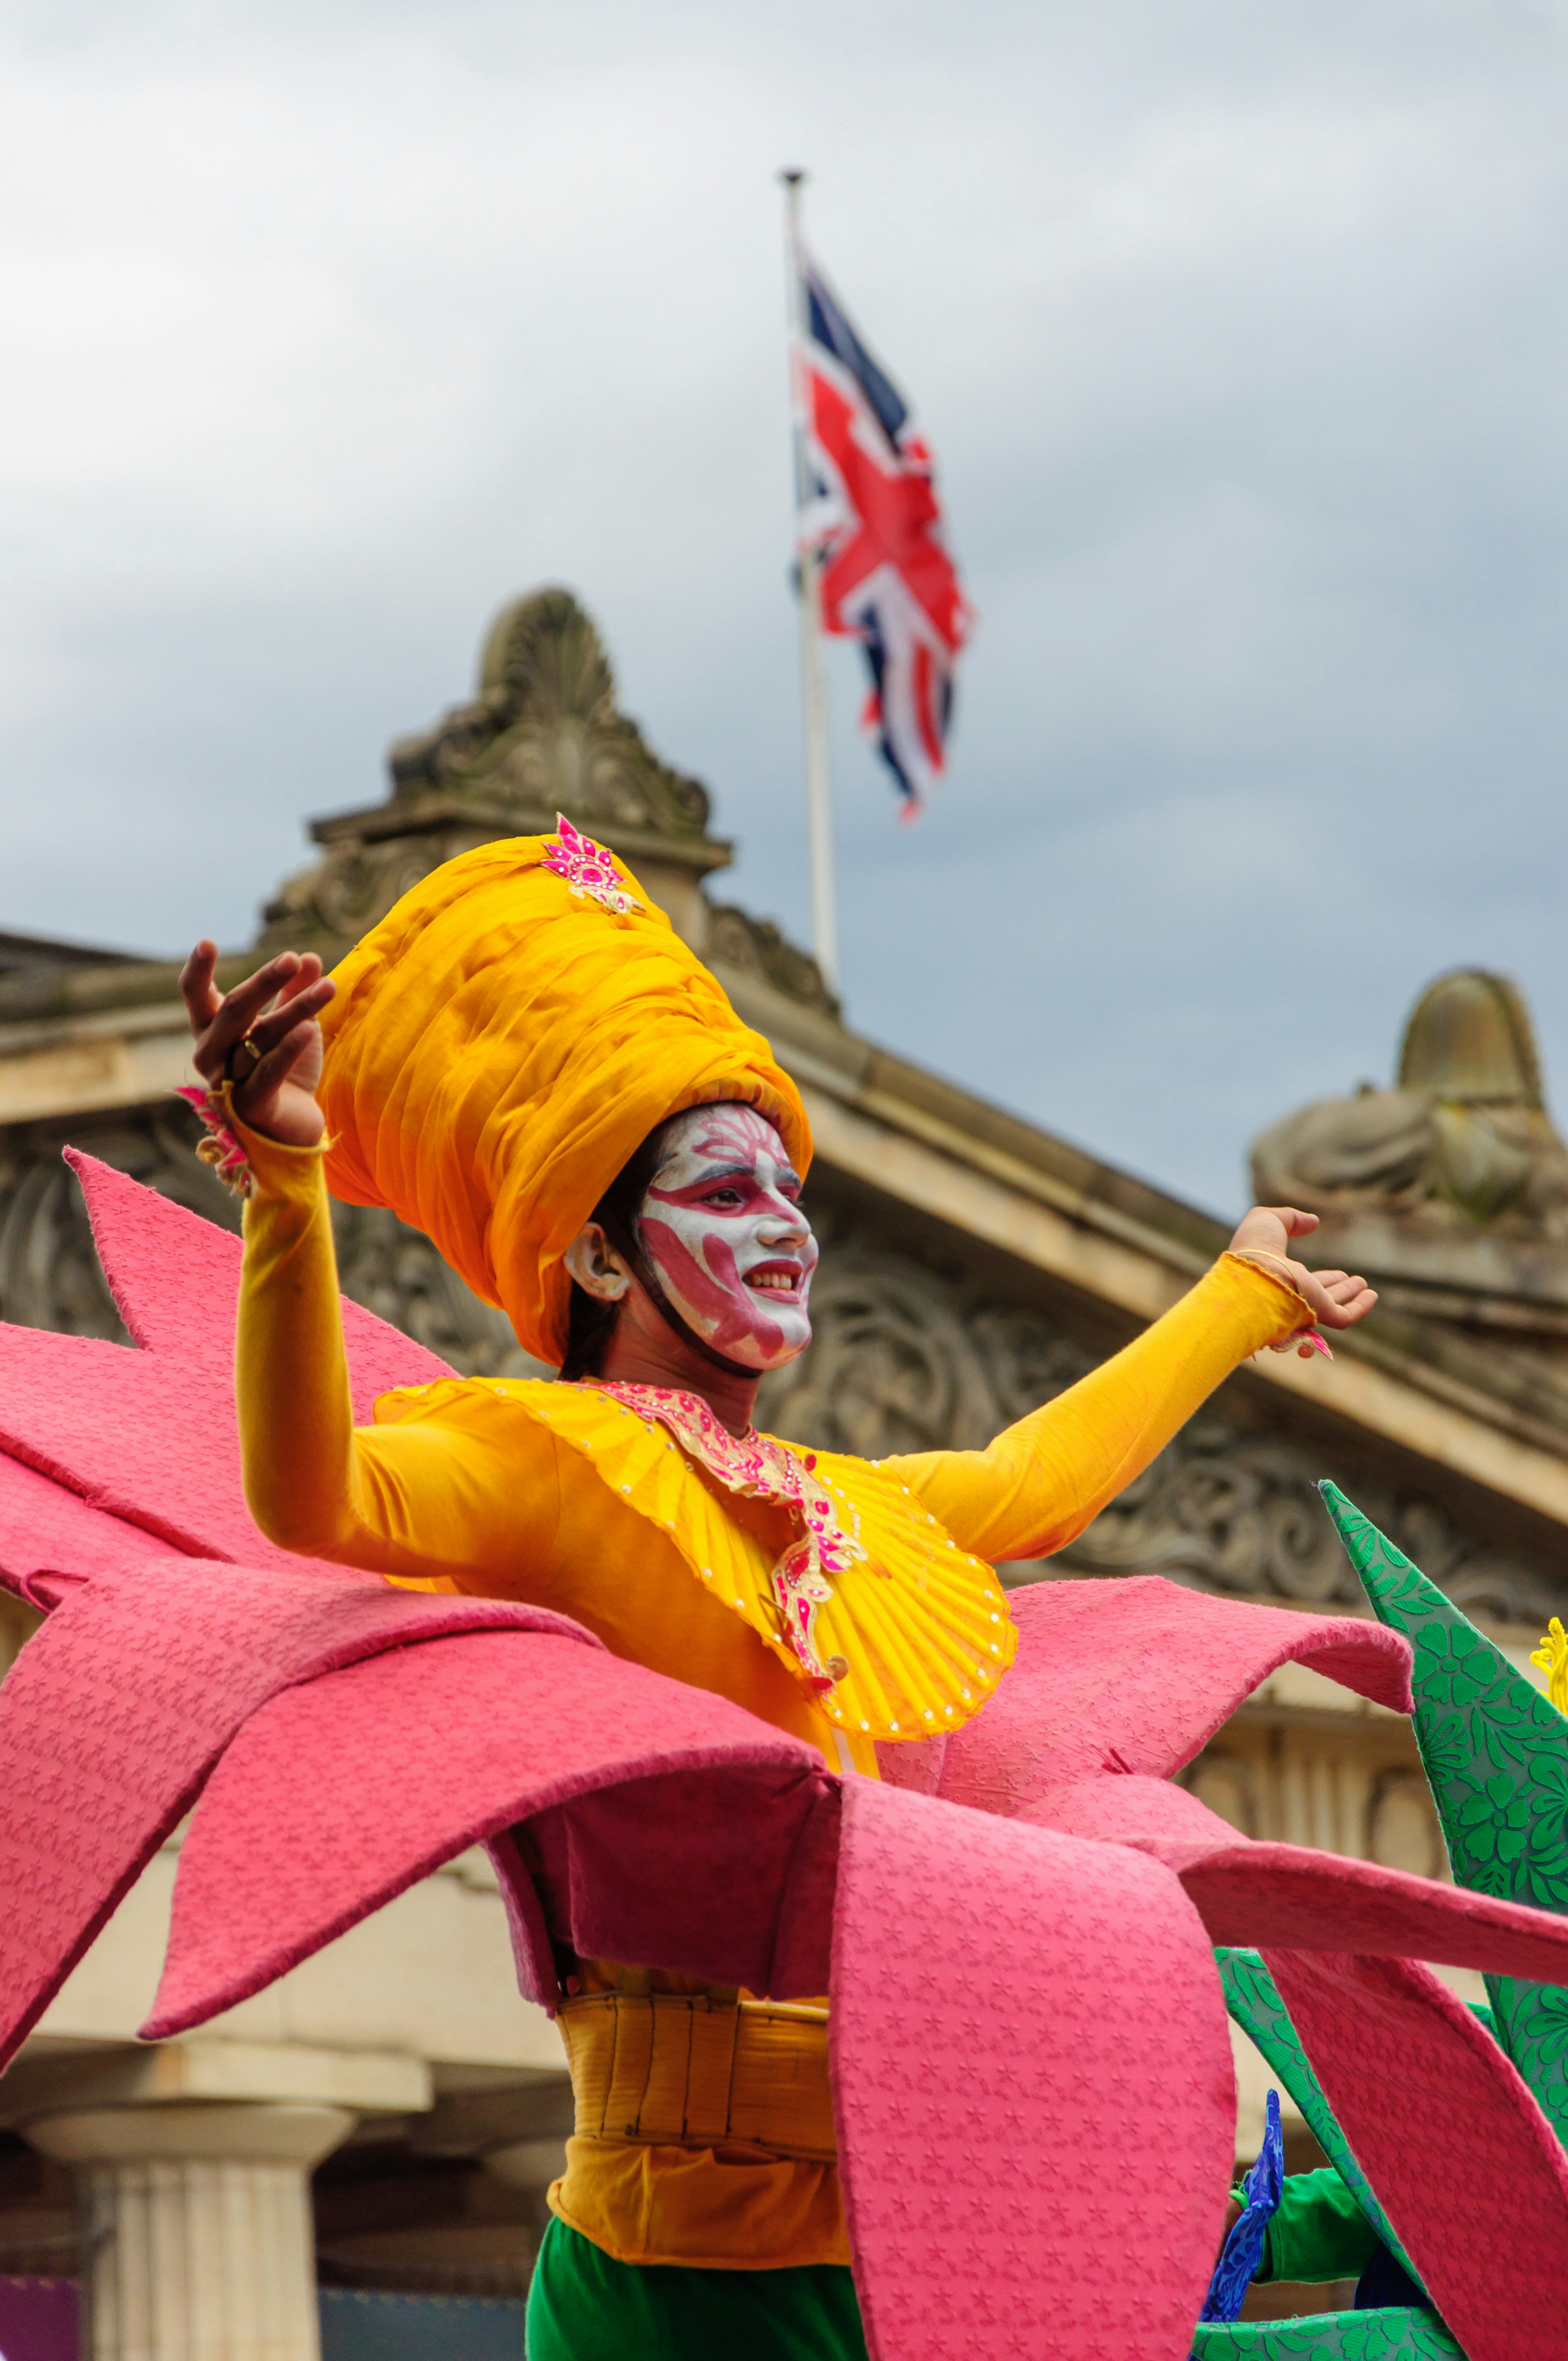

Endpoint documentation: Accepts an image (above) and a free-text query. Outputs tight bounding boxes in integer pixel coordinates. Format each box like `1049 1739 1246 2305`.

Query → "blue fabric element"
1355 2241 1429 2313
803 263 909 450
318 2287 527 2361
1200 2088 1285 2324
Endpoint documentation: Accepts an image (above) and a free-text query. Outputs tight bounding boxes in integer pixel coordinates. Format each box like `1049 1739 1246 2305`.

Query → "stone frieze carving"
0 1125 1557 1623
329 1204 553 1382
759 1233 1568 1624
0 1114 240 1342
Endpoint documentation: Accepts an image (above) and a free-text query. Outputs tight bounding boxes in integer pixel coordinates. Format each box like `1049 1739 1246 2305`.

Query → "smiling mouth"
744 1267 801 1295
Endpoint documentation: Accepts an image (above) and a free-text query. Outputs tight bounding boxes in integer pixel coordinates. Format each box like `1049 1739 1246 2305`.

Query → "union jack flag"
793 251 971 815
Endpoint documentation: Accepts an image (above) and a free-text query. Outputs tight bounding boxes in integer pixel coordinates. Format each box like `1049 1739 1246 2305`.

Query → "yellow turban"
318 831 812 1366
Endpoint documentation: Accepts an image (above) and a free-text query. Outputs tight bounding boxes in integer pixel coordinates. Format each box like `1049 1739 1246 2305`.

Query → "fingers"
238 976 335 1065
230 1016 320 1119
179 940 222 1040
1316 1285 1378 1331
189 952 305 1081
1274 1207 1321 1239
272 952 324 1008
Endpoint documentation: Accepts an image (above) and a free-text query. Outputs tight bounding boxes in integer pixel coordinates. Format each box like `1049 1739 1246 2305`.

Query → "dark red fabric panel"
1267 1948 1568 2361
148 1631 824 2036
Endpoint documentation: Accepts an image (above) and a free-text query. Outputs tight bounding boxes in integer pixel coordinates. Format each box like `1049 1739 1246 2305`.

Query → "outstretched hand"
180 940 335 1148
1228 1205 1377 1351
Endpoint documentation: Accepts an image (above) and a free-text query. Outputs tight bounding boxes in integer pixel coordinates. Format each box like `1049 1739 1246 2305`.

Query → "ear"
563 1221 633 1304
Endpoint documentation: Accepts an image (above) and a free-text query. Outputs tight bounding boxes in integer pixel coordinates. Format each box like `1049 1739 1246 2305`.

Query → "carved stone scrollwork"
756 1247 999 1456
330 1205 553 1383
705 906 839 1019
1050 1416 1359 1604
392 586 713 841
257 588 720 967
0 1114 240 1343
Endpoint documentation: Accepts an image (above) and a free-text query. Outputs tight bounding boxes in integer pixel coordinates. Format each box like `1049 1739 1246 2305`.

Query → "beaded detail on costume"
539 815 644 915
177 1083 254 1198
590 1381 864 1693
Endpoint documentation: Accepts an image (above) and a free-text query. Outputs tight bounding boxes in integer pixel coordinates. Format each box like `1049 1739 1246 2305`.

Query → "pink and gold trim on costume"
176 1083 255 1199
539 815 644 915
590 1380 862 1693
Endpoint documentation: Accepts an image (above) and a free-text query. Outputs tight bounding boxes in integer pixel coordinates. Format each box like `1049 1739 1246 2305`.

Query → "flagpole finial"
779 167 808 187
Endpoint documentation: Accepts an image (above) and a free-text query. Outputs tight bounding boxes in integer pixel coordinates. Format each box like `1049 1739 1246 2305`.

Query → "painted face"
637 1103 818 1372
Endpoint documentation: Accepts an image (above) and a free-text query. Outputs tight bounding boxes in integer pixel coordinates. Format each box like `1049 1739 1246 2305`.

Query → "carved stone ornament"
1253 969 1568 1246
705 903 840 1018
256 587 728 968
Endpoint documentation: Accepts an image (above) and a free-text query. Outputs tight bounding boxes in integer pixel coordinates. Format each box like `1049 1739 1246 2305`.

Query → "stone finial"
256 586 732 965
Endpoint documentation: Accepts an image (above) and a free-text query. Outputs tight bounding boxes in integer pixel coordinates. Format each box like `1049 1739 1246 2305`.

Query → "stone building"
2 586 1566 2349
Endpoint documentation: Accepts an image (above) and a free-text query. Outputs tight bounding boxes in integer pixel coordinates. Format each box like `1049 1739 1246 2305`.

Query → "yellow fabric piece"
316 834 809 1367
557 1991 835 2159
375 1376 1016 1744
1533 1616 1568 1716
881 1257 1309 1563
550 2136 847 2272
232 1116 1308 2264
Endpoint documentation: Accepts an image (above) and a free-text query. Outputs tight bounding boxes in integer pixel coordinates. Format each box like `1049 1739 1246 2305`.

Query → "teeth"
746 1273 796 1291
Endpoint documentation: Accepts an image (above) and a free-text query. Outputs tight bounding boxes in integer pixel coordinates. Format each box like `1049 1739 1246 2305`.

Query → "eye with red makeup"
636 1105 817 1373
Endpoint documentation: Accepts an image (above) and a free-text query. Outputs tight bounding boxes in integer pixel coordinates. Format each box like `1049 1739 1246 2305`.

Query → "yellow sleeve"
232 1107 558 1588
882 1254 1308 1564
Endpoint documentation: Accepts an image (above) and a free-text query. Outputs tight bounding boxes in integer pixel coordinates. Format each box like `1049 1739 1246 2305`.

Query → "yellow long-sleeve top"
233 1118 1307 2270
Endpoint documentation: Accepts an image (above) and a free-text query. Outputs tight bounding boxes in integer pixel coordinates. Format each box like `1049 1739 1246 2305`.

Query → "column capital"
0 2037 428 2124
25 2102 354 2173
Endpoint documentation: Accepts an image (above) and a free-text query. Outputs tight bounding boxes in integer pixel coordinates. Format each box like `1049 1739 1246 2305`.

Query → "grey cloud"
4 0 1568 1218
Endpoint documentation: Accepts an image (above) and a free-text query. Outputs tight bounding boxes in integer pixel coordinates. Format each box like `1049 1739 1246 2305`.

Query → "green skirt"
526 2218 868 2361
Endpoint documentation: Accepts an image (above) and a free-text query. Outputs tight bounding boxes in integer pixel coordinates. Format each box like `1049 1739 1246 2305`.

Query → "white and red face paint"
636 1103 817 1372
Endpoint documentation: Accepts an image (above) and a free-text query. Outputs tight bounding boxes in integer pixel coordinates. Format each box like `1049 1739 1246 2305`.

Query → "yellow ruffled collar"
509 1378 1017 1744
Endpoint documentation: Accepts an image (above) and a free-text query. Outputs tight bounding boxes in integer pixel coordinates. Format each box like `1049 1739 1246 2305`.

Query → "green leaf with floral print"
1320 1482 1568 2155
1483 1975 1568 2152
1216 1948 1421 2291
1191 2311 1462 2359
1318 1483 1568 1913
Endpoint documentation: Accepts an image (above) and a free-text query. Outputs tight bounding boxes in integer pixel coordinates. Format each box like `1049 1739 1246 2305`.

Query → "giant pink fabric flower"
0 1155 1564 2359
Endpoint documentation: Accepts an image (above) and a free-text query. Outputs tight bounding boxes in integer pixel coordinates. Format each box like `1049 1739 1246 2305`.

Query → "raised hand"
180 940 336 1148
1227 1204 1377 1351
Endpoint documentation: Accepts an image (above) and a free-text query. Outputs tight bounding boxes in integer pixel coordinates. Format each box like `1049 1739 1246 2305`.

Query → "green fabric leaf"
1190 2311 1463 2358
1216 1947 1421 2292
1317 1483 1568 1911
1319 1483 1568 2151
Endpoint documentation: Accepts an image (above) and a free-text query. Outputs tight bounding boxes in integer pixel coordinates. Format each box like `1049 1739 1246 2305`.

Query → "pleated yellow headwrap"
318 831 812 1366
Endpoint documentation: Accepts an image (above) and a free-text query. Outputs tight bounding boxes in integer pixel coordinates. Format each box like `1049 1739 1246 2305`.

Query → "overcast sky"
4 0 1568 1218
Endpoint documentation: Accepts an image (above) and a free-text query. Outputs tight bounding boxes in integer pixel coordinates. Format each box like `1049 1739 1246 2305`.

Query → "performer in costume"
178 826 1376 2361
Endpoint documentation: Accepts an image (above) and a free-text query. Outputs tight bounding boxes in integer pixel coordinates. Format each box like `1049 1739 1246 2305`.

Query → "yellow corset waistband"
557 1992 837 2166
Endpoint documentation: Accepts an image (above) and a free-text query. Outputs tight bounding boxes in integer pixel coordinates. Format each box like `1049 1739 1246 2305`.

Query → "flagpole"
780 169 840 998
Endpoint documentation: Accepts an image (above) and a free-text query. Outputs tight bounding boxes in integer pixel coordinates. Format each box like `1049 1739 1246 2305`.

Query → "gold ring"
226 1033 263 1083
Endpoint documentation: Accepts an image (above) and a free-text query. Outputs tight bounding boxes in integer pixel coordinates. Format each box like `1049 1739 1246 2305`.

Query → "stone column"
27 2102 353 2361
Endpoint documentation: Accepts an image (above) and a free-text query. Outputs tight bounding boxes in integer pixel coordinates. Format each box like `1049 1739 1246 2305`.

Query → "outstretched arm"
179 942 546 1586
881 1215 1375 1566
